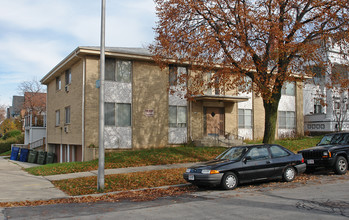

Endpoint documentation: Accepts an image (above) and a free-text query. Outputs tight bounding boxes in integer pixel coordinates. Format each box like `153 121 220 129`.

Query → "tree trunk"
262 93 281 144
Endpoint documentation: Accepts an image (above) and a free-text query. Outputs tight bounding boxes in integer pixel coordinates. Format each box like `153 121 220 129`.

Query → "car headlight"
201 170 219 174
322 151 332 158
186 169 191 173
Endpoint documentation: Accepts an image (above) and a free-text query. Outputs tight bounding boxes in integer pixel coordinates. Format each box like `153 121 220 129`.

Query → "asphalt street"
2 173 349 220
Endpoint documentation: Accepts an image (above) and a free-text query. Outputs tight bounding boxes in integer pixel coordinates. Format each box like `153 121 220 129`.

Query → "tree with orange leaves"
151 0 349 143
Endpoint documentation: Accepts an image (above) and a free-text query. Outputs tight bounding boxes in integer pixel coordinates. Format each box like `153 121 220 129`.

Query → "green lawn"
26 136 323 176
245 136 322 152
26 146 226 176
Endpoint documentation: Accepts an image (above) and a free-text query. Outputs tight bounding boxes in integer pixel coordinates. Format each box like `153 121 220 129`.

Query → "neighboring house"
304 39 349 134
41 47 304 162
6 96 24 119
23 92 47 149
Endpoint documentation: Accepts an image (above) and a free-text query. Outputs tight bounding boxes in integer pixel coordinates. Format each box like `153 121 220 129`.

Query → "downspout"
81 57 86 161
189 100 192 142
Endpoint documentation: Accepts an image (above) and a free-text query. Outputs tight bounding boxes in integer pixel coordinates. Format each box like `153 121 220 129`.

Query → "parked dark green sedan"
183 144 306 190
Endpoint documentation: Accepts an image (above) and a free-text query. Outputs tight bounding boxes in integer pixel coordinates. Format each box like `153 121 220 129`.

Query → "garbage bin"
37 151 47 165
10 147 20 161
28 150 38 163
46 152 55 164
19 148 29 162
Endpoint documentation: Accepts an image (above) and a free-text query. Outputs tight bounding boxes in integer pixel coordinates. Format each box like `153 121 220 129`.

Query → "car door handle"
266 161 271 164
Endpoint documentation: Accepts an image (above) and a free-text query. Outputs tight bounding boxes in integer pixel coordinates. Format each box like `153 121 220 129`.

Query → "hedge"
2 130 21 140
0 134 24 154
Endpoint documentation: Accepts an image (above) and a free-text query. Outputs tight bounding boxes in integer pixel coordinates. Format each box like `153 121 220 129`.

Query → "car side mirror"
243 156 252 163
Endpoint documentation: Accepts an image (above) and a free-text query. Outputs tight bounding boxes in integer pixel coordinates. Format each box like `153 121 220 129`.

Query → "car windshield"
216 147 247 161
318 133 349 145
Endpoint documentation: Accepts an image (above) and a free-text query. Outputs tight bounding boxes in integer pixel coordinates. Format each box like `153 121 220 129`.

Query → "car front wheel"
283 166 296 182
334 156 348 175
221 172 238 190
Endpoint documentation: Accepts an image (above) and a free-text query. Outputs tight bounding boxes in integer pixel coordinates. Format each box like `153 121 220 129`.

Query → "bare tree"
17 78 46 115
333 92 348 132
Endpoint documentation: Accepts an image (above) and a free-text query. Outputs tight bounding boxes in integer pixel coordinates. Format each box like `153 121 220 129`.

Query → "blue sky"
0 0 156 106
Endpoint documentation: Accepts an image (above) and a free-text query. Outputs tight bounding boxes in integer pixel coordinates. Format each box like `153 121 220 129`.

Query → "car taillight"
302 158 304 163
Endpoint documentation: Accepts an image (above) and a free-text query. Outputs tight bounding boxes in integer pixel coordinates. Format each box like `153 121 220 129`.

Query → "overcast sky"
0 0 156 106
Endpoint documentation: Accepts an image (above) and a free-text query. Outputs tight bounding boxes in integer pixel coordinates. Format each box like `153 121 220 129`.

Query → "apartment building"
41 47 304 162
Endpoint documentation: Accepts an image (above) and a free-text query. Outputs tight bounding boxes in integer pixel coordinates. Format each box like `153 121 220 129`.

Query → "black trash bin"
19 148 30 162
37 151 47 165
28 150 38 163
10 147 20 161
46 152 55 164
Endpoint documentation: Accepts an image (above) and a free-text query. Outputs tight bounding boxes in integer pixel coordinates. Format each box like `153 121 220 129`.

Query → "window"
65 106 70 124
169 65 187 86
238 76 252 92
278 111 295 129
65 69 71 85
238 109 252 129
55 110 60 126
105 103 115 126
309 66 326 82
56 76 61 91
105 58 132 83
205 72 220 95
104 103 131 127
281 82 295 96
270 145 290 158
314 98 323 114
246 147 270 160
332 64 349 80
169 106 187 127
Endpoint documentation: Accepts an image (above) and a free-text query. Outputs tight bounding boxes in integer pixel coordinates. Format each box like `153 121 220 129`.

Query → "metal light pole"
97 0 106 191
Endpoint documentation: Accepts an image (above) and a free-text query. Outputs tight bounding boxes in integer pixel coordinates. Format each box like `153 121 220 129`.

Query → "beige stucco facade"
132 61 169 149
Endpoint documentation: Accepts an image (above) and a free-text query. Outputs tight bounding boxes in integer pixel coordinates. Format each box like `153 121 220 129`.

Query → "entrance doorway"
205 107 225 137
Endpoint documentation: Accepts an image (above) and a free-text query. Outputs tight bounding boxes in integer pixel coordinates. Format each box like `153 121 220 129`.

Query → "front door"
205 107 224 137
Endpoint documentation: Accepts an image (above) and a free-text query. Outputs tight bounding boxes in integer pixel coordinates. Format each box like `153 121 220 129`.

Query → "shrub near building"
0 130 24 155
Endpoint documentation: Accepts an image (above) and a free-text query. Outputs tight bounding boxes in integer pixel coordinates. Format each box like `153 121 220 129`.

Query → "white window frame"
281 82 295 96
65 106 71 124
169 65 187 87
238 109 252 129
278 111 296 129
65 69 71 85
104 102 131 127
56 76 61 91
55 110 60 126
169 105 187 128
105 58 132 83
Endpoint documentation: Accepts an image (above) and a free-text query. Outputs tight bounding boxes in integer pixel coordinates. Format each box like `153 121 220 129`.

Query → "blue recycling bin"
19 148 30 162
10 147 20 161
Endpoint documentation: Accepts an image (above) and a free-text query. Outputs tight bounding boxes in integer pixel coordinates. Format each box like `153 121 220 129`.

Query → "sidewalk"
0 156 196 203
44 162 197 181
0 157 67 203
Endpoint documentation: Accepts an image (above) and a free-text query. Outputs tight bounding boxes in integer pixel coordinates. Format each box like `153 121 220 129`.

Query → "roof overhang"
40 47 154 85
193 95 249 103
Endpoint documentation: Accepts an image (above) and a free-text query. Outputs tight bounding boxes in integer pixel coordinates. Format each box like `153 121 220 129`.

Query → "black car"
298 132 349 174
183 144 306 190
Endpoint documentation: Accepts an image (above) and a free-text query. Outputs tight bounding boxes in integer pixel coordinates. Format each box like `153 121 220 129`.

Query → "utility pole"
97 0 106 191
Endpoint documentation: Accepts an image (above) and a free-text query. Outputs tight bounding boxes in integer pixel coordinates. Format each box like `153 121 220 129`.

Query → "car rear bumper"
305 158 336 169
183 173 224 186
294 163 306 174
